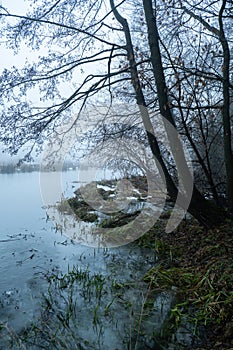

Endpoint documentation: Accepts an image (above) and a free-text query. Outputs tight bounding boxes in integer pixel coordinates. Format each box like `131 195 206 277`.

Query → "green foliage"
143 220 233 347
57 197 98 222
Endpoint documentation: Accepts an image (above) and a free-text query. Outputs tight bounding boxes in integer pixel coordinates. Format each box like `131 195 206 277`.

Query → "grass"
57 197 98 222
54 177 233 348
139 218 233 349
0 262 167 349
2 175 233 349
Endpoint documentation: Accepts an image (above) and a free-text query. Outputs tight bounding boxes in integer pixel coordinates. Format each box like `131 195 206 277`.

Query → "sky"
0 0 75 163
0 0 117 164
0 0 44 72
0 1 32 162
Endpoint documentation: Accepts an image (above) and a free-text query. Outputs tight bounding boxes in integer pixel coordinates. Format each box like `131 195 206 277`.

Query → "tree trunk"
219 0 233 212
142 0 227 227
181 1 233 212
111 0 227 228
188 188 227 228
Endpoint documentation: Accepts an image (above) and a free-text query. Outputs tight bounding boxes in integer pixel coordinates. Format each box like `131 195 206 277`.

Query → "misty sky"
0 0 72 163
0 1 31 162
0 1 105 164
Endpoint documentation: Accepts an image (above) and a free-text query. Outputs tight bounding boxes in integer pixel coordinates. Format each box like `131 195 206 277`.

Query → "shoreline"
59 177 233 349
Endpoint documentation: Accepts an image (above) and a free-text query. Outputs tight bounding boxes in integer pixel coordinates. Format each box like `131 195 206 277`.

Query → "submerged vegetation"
0 0 232 347
1 176 233 349
51 179 233 349
1 216 232 349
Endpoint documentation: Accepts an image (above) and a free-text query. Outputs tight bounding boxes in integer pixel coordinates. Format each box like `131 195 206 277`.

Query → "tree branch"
0 12 124 48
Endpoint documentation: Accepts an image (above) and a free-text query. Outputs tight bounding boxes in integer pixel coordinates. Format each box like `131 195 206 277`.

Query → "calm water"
0 171 164 348
0 171 194 349
0 170 90 329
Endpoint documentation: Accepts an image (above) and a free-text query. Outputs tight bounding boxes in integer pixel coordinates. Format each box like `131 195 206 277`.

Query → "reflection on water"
0 171 157 327
0 171 193 349
41 170 165 248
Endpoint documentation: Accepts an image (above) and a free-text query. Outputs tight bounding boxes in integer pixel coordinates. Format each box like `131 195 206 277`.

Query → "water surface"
0 171 193 349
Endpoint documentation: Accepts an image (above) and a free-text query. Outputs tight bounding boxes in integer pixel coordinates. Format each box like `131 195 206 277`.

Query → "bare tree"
177 0 233 210
0 0 231 227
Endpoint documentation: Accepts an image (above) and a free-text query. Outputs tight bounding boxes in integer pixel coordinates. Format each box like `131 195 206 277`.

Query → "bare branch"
0 12 124 48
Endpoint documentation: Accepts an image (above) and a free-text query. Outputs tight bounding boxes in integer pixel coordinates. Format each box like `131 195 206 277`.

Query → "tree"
0 0 232 228
178 0 233 211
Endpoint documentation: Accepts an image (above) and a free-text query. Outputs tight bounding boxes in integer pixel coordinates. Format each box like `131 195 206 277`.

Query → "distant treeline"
0 162 77 174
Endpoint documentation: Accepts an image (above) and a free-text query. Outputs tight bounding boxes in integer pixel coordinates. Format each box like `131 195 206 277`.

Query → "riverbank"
61 178 233 349
139 218 233 349
1 172 232 349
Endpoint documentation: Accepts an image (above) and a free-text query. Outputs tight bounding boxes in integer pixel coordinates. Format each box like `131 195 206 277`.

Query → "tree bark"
219 0 233 212
182 1 233 212
142 0 227 228
109 0 179 201
110 0 227 228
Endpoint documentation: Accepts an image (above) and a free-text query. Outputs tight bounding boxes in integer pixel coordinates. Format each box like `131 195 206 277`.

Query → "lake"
0 170 192 349
0 171 90 329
